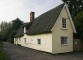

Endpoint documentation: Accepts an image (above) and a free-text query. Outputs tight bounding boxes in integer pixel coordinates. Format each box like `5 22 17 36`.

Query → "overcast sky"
0 0 63 23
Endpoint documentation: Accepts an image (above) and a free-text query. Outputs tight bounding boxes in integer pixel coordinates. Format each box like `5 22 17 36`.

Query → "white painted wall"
14 38 21 45
14 33 52 53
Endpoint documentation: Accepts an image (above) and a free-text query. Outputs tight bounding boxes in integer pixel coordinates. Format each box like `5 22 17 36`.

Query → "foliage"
11 18 23 30
74 12 83 39
62 0 83 17
62 0 83 39
8 18 23 43
8 30 17 43
0 43 7 60
0 18 23 43
0 22 11 41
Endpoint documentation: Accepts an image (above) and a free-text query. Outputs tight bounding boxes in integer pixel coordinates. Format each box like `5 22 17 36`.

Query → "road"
2 42 83 60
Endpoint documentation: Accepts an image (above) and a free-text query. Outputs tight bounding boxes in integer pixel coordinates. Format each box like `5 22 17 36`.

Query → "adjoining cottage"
14 3 76 54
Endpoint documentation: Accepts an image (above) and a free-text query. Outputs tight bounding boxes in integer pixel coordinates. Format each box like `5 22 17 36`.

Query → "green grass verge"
0 42 7 60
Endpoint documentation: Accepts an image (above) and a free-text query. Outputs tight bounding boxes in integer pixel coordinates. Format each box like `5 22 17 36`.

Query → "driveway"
2 42 83 60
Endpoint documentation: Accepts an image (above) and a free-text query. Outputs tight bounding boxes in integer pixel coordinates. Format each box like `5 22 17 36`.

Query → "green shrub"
0 43 7 60
7 39 14 43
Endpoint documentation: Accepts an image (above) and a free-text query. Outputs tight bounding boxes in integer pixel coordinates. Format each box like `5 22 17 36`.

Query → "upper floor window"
62 18 66 28
61 37 67 45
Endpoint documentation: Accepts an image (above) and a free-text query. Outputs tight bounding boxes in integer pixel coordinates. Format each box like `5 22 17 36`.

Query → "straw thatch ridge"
15 3 64 37
26 3 64 35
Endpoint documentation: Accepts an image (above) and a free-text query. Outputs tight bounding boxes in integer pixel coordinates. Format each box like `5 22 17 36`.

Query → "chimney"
30 11 35 22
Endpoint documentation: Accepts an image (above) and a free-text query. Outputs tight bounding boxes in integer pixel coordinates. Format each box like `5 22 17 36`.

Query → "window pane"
24 38 26 43
38 39 41 44
61 37 67 44
62 19 66 28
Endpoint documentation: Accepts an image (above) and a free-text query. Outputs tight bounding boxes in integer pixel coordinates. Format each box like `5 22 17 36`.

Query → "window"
62 18 66 28
19 38 21 41
61 37 67 45
24 38 26 43
37 39 41 44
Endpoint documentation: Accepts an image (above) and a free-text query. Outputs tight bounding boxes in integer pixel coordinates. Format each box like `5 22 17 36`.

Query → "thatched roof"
14 22 32 37
26 3 64 35
14 26 24 38
15 3 64 37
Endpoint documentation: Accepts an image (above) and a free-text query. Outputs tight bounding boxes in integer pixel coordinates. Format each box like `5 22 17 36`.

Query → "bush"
0 41 2 45
0 43 7 60
7 39 14 43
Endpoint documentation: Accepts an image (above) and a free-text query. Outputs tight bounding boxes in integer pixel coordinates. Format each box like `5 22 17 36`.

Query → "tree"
11 18 23 30
62 0 83 39
0 18 23 43
74 12 83 39
0 22 12 41
8 30 16 43
62 0 83 17
8 18 23 43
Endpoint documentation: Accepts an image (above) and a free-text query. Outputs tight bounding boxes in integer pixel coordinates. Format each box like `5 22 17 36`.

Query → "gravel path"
2 42 83 60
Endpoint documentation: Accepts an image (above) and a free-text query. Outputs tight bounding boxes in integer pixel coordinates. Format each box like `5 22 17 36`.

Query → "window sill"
61 28 67 30
38 44 41 45
61 44 68 46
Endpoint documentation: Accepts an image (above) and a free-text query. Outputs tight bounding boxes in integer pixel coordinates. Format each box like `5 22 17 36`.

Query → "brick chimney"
30 11 35 22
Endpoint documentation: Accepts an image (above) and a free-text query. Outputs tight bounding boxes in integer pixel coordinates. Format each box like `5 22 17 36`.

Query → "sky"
0 0 63 23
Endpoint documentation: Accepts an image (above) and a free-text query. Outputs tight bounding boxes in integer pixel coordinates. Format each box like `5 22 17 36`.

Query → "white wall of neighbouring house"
52 5 74 54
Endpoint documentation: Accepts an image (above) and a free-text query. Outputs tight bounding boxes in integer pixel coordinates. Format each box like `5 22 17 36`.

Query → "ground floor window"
24 38 26 43
37 39 41 44
19 38 21 41
61 37 67 45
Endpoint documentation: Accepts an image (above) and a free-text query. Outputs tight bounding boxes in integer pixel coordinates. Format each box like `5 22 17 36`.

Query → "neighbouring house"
14 3 76 54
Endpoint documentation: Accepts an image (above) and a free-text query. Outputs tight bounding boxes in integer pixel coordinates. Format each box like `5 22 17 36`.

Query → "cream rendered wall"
18 33 52 53
14 38 19 44
14 38 20 45
14 37 24 45
52 6 73 54
18 36 25 46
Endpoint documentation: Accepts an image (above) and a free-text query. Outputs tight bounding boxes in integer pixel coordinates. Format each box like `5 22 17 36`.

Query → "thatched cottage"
14 3 76 54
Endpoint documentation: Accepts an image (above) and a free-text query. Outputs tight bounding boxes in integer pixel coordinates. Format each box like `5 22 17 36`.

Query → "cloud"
0 0 63 23
0 0 23 22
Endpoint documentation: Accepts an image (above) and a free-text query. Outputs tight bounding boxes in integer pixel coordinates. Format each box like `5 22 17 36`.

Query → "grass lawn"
0 42 7 60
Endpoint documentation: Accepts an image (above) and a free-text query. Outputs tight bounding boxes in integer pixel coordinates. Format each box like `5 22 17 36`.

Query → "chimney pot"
30 11 35 22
